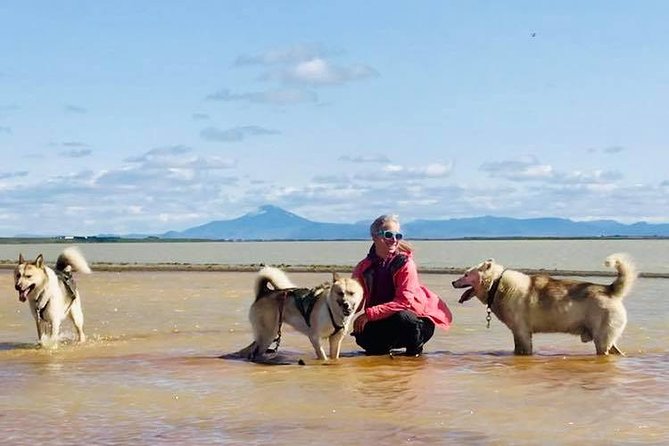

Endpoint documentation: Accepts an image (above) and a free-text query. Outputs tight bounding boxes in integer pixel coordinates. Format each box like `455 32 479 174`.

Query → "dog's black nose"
14 284 21 291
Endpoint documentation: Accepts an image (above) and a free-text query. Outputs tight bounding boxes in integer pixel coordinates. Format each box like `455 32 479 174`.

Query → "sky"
1 1 668 236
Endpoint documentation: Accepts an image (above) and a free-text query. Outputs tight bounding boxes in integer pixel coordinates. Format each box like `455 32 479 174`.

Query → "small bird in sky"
530 32 537 37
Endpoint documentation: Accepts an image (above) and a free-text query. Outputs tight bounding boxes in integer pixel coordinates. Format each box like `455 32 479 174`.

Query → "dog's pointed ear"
332 271 341 282
482 259 494 271
35 254 44 268
18 253 24 264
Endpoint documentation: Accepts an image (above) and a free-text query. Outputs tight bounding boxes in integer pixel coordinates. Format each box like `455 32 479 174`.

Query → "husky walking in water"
13 247 91 346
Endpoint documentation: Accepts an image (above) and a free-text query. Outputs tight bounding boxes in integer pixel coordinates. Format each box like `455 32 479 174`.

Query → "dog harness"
34 270 78 320
292 287 321 325
268 285 344 354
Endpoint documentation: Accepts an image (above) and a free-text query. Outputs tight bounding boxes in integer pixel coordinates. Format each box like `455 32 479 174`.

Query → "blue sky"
1 1 668 236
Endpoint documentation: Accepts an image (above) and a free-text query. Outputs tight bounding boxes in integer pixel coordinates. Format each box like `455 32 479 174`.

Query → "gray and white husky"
13 247 91 346
237 266 364 361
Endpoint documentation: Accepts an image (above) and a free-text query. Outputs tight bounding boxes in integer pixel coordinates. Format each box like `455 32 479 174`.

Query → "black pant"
353 310 435 355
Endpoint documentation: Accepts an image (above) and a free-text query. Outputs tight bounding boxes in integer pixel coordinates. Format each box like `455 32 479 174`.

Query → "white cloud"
480 157 554 181
481 157 622 185
364 162 454 181
281 58 378 86
235 44 330 66
233 44 378 89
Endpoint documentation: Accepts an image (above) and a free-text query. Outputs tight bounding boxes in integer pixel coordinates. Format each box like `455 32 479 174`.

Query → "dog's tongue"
458 288 474 303
18 289 28 302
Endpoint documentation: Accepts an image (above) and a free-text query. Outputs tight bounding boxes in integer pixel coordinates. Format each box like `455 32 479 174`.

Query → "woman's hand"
354 313 368 333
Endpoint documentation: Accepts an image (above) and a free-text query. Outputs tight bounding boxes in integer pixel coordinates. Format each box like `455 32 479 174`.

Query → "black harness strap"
327 304 344 335
292 287 320 326
267 290 290 353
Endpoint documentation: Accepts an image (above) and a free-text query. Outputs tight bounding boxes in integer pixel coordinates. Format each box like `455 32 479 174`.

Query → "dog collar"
487 270 506 308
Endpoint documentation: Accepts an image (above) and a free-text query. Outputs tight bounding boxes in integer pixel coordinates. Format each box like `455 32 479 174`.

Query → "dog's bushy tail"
255 266 295 300
55 247 92 274
605 253 636 299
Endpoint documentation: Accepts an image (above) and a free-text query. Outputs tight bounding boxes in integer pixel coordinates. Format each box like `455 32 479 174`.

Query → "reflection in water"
0 271 666 445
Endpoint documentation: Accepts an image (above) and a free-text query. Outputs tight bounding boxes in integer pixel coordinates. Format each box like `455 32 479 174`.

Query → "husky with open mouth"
452 253 636 355
13 247 91 346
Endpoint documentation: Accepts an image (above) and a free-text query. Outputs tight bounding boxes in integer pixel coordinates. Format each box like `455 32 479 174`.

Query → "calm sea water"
0 241 667 445
1 238 668 273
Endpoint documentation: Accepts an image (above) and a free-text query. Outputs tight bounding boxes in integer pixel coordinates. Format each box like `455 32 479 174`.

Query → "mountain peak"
248 204 291 215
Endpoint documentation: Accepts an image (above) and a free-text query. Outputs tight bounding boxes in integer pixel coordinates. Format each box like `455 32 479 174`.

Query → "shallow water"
0 270 666 445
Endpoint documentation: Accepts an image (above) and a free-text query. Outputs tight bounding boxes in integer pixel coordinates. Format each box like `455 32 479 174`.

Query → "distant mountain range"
160 205 669 240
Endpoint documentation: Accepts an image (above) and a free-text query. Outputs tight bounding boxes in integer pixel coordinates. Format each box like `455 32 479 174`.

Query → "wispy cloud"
362 162 454 182
234 44 378 88
60 149 92 158
0 104 19 118
124 145 236 170
192 113 210 120
339 154 390 163
65 105 87 114
206 88 318 105
604 146 625 154
125 145 192 163
235 44 333 66
0 171 28 180
480 157 621 185
312 161 453 186
587 145 626 154
480 157 554 181
200 125 280 142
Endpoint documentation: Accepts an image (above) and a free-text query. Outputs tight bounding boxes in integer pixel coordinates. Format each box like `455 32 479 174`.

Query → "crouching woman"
352 214 453 356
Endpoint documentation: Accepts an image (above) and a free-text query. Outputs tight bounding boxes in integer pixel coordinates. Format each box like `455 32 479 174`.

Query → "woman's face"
372 220 401 259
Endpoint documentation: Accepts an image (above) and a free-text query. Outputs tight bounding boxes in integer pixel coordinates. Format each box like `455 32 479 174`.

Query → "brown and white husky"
452 253 636 355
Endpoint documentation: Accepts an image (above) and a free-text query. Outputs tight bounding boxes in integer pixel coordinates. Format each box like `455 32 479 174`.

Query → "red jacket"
352 249 453 330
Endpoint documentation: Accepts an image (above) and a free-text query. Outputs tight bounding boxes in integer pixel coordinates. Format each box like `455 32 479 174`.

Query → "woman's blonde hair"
369 214 412 254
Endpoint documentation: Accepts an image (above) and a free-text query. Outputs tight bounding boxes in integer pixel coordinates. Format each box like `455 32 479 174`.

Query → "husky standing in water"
13 247 91 346
452 253 636 355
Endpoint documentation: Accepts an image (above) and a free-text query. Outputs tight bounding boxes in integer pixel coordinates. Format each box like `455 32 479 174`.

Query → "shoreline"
1 261 666 278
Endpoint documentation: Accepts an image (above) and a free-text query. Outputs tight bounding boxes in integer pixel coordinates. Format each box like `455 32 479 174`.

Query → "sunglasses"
377 230 403 241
